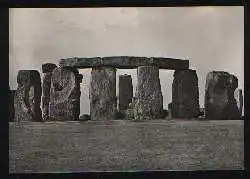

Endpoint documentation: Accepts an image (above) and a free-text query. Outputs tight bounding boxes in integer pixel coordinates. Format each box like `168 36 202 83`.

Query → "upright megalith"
49 67 81 121
89 67 117 120
172 69 200 118
234 89 243 116
14 70 42 121
119 74 133 111
41 63 57 120
205 71 240 120
133 66 163 120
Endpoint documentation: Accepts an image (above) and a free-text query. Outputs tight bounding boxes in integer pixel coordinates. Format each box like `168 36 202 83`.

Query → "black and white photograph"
9 7 244 173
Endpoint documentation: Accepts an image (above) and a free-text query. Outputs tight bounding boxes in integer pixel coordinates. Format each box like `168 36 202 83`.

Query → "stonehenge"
171 69 200 118
41 63 57 120
89 67 117 120
205 71 240 120
49 67 82 121
10 56 243 122
14 70 42 121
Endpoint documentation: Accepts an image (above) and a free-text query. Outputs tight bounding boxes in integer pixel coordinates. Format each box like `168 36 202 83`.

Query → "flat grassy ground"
9 119 244 173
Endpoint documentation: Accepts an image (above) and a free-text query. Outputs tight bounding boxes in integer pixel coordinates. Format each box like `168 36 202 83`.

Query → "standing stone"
119 74 133 111
41 63 57 120
89 67 117 120
133 66 163 120
205 71 240 120
14 70 42 121
234 89 243 116
172 69 200 118
9 89 16 121
49 67 81 121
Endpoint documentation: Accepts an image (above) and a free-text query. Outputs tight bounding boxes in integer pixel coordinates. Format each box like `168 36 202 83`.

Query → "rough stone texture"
119 74 133 111
89 67 117 120
14 70 42 121
41 63 57 120
133 66 163 120
9 90 16 121
59 56 189 70
172 69 200 119
234 89 243 117
205 71 240 120
49 67 81 121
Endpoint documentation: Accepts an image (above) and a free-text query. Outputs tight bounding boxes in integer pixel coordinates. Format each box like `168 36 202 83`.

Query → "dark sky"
9 7 244 114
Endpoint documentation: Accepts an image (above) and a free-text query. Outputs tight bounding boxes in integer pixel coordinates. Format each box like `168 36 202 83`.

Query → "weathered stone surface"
59 56 189 70
14 70 42 121
89 67 117 120
205 71 240 120
41 63 57 120
172 69 200 118
9 89 16 121
119 74 133 110
49 67 81 121
133 66 163 120
234 89 243 117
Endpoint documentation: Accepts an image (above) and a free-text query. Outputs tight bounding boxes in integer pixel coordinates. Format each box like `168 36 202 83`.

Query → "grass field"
9 119 244 173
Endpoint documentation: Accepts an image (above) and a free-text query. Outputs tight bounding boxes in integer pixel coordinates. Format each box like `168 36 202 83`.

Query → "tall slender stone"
234 89 243 116
205 71 240 120
89 67 117 120
172 69 200 118
49 67 81 121
133 66 163 120
14 70 42 121
9 89 16 121
41 63 57 120
119 74 133 111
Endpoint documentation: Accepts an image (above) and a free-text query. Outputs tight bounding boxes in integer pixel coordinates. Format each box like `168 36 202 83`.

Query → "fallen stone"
133 66 163 120
89 67 117 120
234 89 243 117
172 69 200 118
59 56 189 70
41 63 57 120
49 67 81 121
79 114 91 121
14 70 42 121
205 71 240 120
119 74 133 110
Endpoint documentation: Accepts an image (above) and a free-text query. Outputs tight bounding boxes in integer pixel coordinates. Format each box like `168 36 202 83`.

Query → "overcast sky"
9 7 244 114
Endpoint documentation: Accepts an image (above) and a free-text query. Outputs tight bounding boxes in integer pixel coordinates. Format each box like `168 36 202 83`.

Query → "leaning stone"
234 88 243 117
89 67 117 120
205 71 240 120
49 67 81 121
172 69 200 118
14 70 42 121
119 74 133 110
41 63 57 120
133 66 163 120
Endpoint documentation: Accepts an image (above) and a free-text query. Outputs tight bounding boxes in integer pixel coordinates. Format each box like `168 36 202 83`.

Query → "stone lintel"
59 56 189 70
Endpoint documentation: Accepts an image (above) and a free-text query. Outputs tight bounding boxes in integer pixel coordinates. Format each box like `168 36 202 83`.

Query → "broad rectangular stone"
205 71 240 120
90 67 117 120
49 67 81 121
172 69 200 118
59 56 189 70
